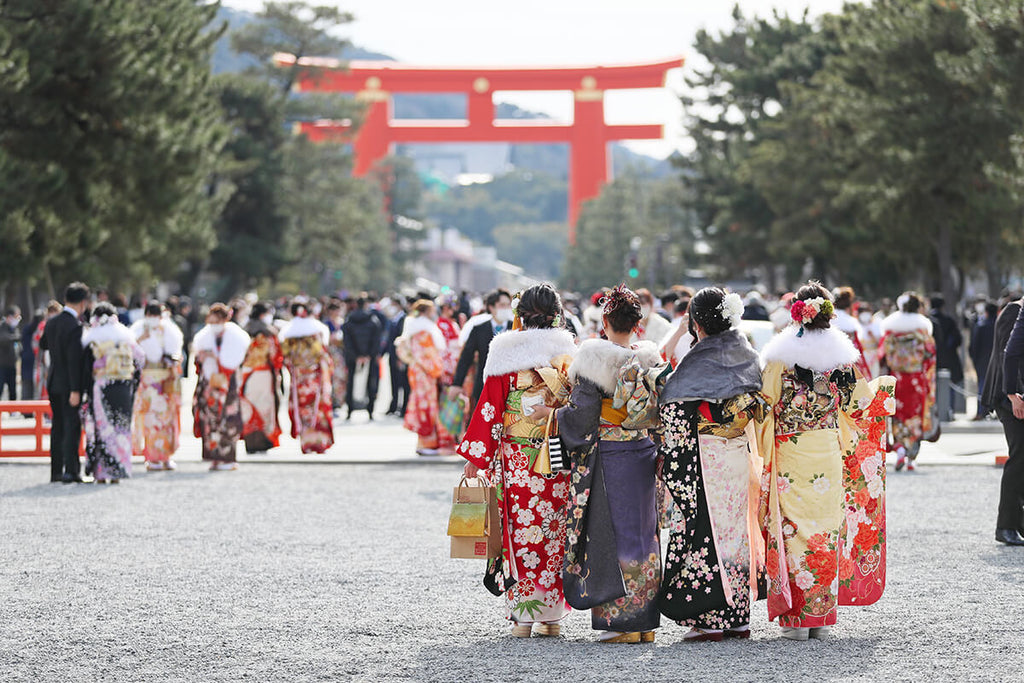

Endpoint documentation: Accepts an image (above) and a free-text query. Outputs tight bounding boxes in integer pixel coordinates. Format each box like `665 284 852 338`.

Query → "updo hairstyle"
602 284 643 334
517 283 562 330
900 292 923 313
794 281 833 330
688 287 732 337
833 286 855 311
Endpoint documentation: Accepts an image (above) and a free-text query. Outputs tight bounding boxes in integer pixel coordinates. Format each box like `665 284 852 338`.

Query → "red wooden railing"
0 401 84 457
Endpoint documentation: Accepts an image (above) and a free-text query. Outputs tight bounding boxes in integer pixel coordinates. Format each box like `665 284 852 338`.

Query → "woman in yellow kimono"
756 282 874 641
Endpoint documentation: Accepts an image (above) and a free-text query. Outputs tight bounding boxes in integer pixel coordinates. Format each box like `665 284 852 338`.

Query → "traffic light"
627 251 639 279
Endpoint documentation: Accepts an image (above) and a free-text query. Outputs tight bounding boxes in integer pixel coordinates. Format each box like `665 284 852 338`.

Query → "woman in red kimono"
460 283 577 638
878 292 937 471
435 294 462 386
833 287 872 381
400 300 452 455
279 302 335 454
239 302 284 454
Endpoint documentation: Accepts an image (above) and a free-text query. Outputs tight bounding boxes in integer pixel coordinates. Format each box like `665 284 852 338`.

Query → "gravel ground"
1 461 1022 682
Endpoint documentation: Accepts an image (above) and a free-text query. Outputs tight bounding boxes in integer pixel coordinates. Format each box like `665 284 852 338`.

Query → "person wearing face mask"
192 304 250 470
130 303 185 470
397 300 451 455
0 305 21 402
449 289 512 412
238 301 285 454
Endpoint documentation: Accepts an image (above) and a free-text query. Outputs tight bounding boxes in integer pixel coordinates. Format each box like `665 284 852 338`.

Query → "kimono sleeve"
754 361 783 457
555 377 602 454
457 372 510 470
415 335 444 380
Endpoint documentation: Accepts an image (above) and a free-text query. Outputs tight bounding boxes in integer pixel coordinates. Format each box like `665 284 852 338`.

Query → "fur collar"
193 322 250 370
483 328 576 378
760 325 860 372
833 309 862 335
399 314 446 351
880 311 933 335
459 312 494 345
280 316 330 344
569 339 662 395
130 319 184 362
640 313 673 344
82 321 135 347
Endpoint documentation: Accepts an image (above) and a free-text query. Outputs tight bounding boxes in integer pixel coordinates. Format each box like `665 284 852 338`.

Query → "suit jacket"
452 319 506 407
39 310 83 395
1002 301 1024 398
982 300 1021 411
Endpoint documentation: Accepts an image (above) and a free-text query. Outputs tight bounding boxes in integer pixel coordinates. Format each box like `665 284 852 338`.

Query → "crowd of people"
448 280 1024 644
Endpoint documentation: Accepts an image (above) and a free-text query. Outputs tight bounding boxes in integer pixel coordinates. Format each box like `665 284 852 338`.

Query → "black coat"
0 321 18 368
39 310 83 395
452 319 505 408
1002 302 1024 398
930 309 964 383
982 300 1021 411
342 308 383 361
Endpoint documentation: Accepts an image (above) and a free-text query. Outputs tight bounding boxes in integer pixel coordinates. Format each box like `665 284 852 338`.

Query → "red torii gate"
274 53 682 243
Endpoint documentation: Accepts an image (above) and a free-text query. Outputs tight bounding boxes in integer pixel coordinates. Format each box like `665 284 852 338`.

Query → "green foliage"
0 0 227 292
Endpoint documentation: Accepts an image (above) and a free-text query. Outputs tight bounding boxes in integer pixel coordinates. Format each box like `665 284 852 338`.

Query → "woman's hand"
463 461 480 479
530 405 553 420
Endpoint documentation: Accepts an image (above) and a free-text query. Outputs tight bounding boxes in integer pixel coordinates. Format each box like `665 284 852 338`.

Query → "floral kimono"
32 318 49 400
81 321 144 481
557 339 667 634
755 325 874 628
192 322 250 463
457 328 577 625
401 316 452 452
437 315 462 386
839 375 896 607
130 318 184 465
326 317 347 412
656 329 766 633
878 312 937 458
240 319 284 453
280 317 335 454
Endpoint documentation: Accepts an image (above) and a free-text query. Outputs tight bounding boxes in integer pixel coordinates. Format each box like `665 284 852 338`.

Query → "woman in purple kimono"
549 285 668 643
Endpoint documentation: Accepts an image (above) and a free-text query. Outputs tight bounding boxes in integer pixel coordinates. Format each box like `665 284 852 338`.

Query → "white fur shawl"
760 325 860 372
459 312 494 346
640 313 673 345
399 314 446 351
880 311 933 336
833 309 863 336
569 339 662 395
130 319 184 363
279 316 330 344
483 328 576 378
193 322 250 371
82 321 135 347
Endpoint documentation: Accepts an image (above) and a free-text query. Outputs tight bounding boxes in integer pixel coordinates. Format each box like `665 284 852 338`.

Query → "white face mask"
208 323 225 335
640 305 652 319
6 316 19 327
144 317 161 328
975 303 986 315
858 312 872 324
493 308 513 324
260 314 273 326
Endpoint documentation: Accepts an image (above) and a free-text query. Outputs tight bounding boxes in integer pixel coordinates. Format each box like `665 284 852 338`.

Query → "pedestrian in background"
39 282 90 483
384 297 409 417
280 302 335 454
81 302 144 483
450 289 512 411
969 300 997 419
239 301 284 454
342 295 383 421
0 306 21 401
131 302 184 471
930 295 964 420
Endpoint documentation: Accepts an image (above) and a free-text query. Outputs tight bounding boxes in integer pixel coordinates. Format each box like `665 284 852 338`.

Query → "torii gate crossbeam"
274 53 683 244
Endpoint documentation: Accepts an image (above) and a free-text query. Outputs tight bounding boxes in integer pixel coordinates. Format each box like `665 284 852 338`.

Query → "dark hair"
900 292 923 313
64 282 90 305
4 306 20 317
833 286 855 311
929 295 944 311
92 302 117 319
661 291 679 307
675 297 690 315
251 302 270 317
517 283 562 330
485 289 512 311
290 301 310 317
795 280 833 330
144 302 163 317
602 284 642 333
985 302 999 318
688 287 732 338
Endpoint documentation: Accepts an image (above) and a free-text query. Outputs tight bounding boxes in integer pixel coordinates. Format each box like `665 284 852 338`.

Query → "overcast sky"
223 0 852 157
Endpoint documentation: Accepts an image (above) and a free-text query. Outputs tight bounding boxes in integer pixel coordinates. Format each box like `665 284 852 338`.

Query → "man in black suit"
342 295 383 420
929 295 964 420
449 289 512 411
39 282 90 483
994 298 1024 545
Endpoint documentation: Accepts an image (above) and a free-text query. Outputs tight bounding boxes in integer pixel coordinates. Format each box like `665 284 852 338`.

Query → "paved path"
2 454 1022 681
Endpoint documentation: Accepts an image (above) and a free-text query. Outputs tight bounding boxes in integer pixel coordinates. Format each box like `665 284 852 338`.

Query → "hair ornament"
718 292 744 329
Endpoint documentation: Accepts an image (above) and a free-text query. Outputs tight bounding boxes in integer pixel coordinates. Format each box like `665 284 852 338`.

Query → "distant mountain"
210 6 670 179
